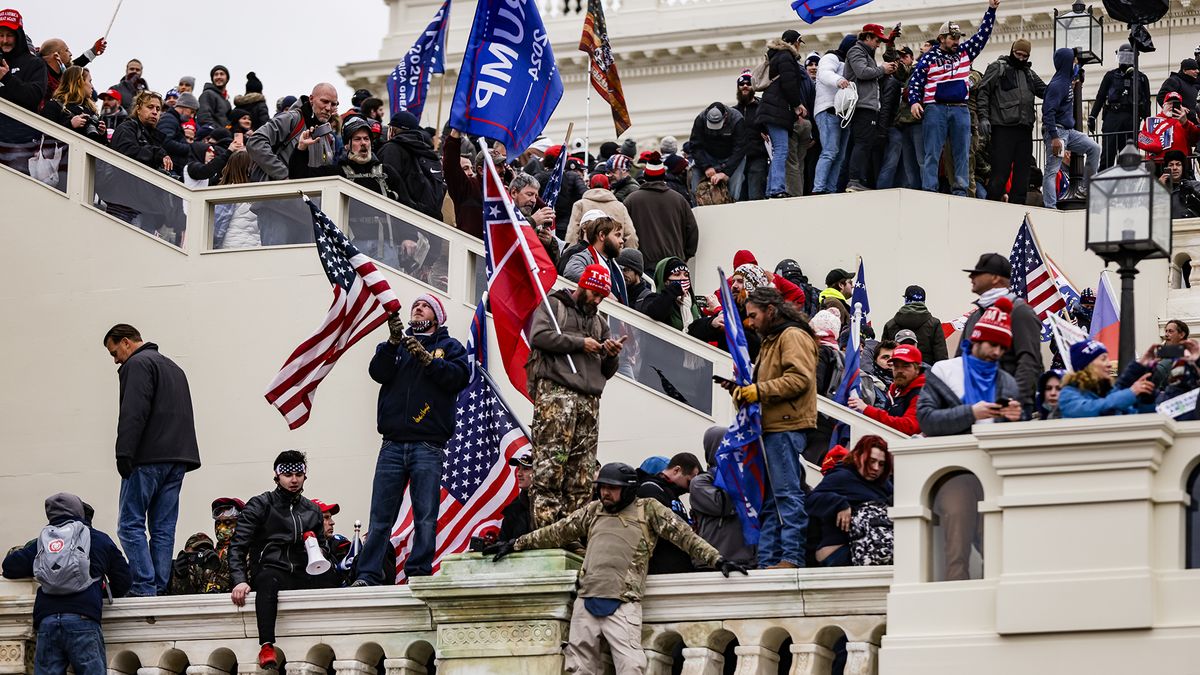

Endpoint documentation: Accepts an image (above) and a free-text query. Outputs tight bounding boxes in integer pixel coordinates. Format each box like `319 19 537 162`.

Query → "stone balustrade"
0 550 888 675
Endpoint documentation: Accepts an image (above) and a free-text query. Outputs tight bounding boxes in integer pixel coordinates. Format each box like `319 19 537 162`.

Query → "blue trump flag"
791 0 876 24
450 0 563 152
712 267 767 546
388 0 452 120
830 260 867 450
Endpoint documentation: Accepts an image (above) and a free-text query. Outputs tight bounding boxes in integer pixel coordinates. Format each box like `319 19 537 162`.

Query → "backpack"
849 501 893 566
33 521 99 595
391 144 447 219
751 55 778 92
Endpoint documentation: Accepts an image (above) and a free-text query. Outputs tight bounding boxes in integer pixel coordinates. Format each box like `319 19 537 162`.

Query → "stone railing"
0 551 888 675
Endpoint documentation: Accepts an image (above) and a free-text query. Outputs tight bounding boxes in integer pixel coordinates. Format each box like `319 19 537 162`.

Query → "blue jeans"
35 613 106 675
118 462 186 596
876 126 904 189
1042 127 1102 209
813 111 850 193
899 124 923 189
357 440 444 583
764 124 791 196
921 104 971 196
757 431 809 568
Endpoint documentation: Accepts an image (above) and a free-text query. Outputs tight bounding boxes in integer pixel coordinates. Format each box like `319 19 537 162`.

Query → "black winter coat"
733 97 768 159
757 39 806 129
229 487 327 585
688 102 751 174
0 26 47 112
157 107 192 168
377 130 445 219
115 343 201 470
42 100 106 144
883 303 949 363
369 327 470 445
554 170 587 225
197 82 231 129
499 491 532 541
636 471 695 574
111 117 168 170
234 92 272 130
807 464 893 550
878 75 902 130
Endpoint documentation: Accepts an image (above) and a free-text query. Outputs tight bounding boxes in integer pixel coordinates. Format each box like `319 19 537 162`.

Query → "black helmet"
342 116 372 144
595 462 637 487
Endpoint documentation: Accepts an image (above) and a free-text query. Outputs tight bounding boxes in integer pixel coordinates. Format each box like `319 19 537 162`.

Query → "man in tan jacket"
727 286 818 569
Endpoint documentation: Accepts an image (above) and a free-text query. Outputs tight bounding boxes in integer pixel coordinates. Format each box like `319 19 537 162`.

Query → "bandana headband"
275 462 306 475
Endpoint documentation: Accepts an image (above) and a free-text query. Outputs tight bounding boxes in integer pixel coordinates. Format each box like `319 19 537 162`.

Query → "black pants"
987 125 1033 205
1100 116 1135 170
847 109 880 185
252 567 327 644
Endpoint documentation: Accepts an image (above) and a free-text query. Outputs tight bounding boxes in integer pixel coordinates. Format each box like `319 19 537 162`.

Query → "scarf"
962 354 998 405
588 245 628 306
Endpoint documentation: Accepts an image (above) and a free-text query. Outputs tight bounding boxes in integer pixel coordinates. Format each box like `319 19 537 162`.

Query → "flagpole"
435 74 448 137
434 5 451 135
584 85 591 169
104 0 124 39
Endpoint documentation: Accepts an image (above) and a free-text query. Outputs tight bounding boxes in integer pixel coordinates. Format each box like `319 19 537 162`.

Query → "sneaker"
844 180 868 193
349 579 369 588
257 643 278 670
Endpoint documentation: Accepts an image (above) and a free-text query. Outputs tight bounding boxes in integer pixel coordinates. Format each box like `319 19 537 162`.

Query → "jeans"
118 462 186 596
875 127 904 189
357 440 444 583
764 123 792 196
757 431 809 568
898 123 923 188
35 613 106 675
847 109 880 185
743 155 768 200
1043 126 1102 209
921 104 971 195
813 110 850 192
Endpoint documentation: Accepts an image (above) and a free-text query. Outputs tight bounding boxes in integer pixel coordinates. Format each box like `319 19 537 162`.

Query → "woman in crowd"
213 151 260 249
1059 341 1157 418
111 91 171 173
807 435 894 566
42 66 107 144
1035 369 1064 420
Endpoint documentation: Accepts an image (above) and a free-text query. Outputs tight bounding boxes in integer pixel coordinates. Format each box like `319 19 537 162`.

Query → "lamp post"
1085 142 1172 367
1053 2 1103 210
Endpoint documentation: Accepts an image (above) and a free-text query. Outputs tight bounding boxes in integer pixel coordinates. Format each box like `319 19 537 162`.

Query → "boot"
258 643 278 670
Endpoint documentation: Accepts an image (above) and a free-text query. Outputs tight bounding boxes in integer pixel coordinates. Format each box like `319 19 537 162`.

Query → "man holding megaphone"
228 450 333 670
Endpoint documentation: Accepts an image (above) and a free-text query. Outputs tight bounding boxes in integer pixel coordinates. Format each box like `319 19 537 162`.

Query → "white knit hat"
810 309 841 339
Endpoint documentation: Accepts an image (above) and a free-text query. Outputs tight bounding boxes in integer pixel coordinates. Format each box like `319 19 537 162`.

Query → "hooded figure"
689 426 757 567
0 9 46 111
235 72 271 129
1041 48 1078 142
883 289 949 363
641 257 703 330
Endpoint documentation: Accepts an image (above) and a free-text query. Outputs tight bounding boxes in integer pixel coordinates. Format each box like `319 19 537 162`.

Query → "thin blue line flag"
388 0 451 120
791 0 875 24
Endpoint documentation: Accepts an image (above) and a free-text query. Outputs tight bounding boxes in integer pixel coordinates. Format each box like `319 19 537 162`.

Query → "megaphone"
303 531 331 575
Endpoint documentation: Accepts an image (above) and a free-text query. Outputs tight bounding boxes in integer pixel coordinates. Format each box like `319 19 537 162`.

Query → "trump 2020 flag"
713 267 766 546
450 0 563 151
388 0 452 120
792 0 875 24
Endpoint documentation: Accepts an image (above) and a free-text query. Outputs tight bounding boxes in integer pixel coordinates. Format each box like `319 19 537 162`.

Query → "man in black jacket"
158 92 199 170
978 39 1047 204
378 110 447 220
1088 44 1151 169
498 451 534 540
0 9 46 112
637 452 702 574
353 294 470 586
1157 58 1200 125
689 102 751 201
102 324 200 598
3 492 131 675
844 24 897 192
733 71 768 201
758 30 808 198
229 450 331 670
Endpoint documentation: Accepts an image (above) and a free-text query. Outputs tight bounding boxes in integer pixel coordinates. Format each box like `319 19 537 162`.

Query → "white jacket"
219 202 261 250
814 53 846 115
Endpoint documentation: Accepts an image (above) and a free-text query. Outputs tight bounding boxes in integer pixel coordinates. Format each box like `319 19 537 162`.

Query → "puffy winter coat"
1059 362 1156 418
883 303 949 363
565 188 639 248
234 92 271 129
215 202 260 249
622 182 698 271
197 82 231 129
758 39 808 128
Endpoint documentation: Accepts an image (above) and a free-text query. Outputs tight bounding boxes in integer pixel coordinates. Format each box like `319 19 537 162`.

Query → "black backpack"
403 149 447 219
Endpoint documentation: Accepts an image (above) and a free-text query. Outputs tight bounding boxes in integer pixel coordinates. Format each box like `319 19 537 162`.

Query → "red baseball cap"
1165 91 1184 103
0 8 22 31
310 499 340 515
890 344 923 364
100 88 122 103
863 24 887 39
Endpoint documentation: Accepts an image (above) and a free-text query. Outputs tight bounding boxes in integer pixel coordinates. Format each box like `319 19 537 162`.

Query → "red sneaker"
257 643 278 670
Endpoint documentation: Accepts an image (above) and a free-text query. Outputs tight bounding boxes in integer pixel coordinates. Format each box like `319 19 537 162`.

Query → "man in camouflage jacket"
485 463 747 674
168 497 243 594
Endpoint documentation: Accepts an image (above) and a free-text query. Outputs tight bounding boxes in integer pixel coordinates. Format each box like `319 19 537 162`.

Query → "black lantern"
1054 2 1104 65
1085 142 1171 365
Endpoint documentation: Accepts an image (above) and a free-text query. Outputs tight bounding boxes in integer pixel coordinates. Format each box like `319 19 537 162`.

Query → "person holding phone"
1059 341 1158 418
1138 92 1200 173
0 9 46 112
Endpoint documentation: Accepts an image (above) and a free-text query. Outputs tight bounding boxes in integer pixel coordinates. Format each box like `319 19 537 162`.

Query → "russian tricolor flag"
1089 272 1120 356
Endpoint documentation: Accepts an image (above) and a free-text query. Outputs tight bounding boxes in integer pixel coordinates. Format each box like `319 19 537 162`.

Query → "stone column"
732 645 779 675
644 650 674 675
381 658 427 675
139 667 182 675
408 550 582 675
789 643 833 675
0 641 31 675
844 641 878 675
284 663 327 675
186 667 232 675
679 647 723 675
331 661 376 675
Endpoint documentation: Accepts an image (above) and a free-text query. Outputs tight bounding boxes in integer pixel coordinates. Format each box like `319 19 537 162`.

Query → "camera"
83 114 102 138
186 548 220 570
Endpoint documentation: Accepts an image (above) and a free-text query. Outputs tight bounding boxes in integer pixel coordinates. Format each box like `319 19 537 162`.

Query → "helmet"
342 116 372 144
594 462 637 487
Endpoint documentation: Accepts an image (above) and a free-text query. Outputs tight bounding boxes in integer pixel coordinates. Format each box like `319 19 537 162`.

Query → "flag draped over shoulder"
713 267 766 546
388 0 451 120
579 0 631 136
791 0 876 24
450 0 563 151
264 197 402 429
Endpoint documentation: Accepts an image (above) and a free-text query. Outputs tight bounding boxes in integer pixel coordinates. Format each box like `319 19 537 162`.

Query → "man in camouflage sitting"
169 497 242 594
485 463 748 674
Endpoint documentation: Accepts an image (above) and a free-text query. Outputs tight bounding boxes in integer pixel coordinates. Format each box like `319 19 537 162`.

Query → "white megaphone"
303 531 330 575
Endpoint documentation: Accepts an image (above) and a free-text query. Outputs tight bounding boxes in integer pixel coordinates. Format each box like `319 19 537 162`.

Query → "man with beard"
484 462 747 674
110 58 147 114
733 69 768 200
978 39 1046 205
340 117 425 268
564 211 628 304
0 9 46 112
507 172 559 264
849 344 927 435
378 110 446 220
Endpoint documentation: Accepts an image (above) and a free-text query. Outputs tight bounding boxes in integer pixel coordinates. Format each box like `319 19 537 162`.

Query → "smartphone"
234 132 244 144
1159 344 1185 359
712 375 736 387
311 122 333 138
995 397 1011 407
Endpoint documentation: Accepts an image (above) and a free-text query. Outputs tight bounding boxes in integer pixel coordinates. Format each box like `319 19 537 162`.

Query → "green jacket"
515 498 720 602
883 302 949 364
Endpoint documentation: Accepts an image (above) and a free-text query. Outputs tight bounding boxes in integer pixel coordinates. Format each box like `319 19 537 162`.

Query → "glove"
482 539 517 562
402 335 434 366
718 558 749 578
387 313 405 345
92 38 107 55
667 281 685 299
978 117 991 139
116 457 133 480
1086 116 1097 134
733 384 758 406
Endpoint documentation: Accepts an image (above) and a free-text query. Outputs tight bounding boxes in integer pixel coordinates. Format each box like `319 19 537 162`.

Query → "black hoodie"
636 470 695 574
0 22 46 111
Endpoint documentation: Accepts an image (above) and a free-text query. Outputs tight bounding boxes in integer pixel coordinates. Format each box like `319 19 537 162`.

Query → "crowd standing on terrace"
6 2 1200 673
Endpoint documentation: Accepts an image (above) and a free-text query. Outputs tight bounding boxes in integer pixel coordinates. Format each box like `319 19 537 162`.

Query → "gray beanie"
616 248 644 276
660 135 679 155
175 92 200 111
45 492 85 524
178 75 196 88
620 138 637 158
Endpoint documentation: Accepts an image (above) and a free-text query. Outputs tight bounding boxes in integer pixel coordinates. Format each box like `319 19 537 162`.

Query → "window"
929 471 985 581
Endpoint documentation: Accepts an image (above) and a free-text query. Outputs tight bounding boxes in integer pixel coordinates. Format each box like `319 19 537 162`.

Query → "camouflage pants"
529 379 600 529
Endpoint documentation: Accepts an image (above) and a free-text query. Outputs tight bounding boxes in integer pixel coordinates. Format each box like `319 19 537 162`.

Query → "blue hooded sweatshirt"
1042 48 1077 141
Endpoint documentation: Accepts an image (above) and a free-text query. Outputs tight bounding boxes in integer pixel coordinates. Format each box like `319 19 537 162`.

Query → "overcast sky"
19 1 391 109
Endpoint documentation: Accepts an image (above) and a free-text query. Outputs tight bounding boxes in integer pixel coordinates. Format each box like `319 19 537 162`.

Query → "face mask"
410 319 433 333
214 520 236 545
1117 51 1134 66
57 60 67 75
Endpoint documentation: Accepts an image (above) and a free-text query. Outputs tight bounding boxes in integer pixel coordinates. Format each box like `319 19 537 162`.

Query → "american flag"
540 147 566 207
264 197 401 429
1008 217 1066 322
390 302 531 582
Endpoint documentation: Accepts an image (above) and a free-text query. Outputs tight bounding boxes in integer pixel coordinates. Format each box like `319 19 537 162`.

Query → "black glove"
402 335 434 366
1086 116 1097 134
482 539 517 562
718 558 749 578
667 281 685 299
978 117 991 139
387 313 405 345
116 457 133 480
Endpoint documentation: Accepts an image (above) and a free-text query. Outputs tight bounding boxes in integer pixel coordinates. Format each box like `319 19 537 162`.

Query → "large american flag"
390 302 531 582
264 197 401 429
1008 217 1066 322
